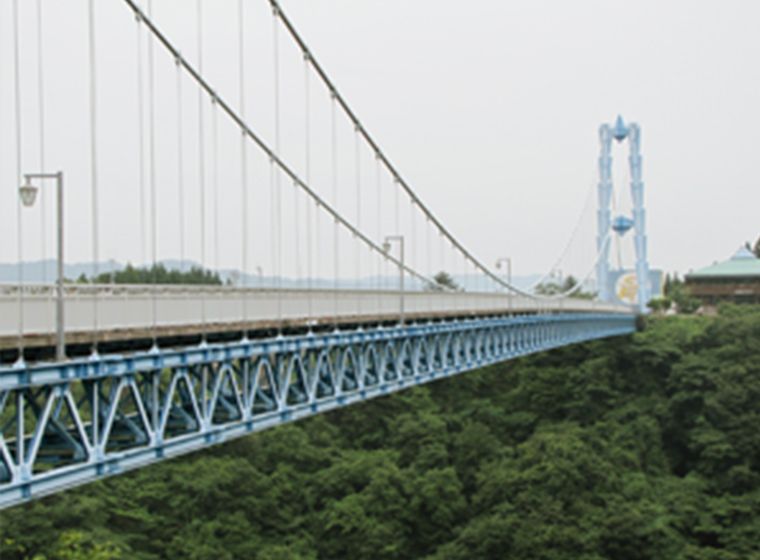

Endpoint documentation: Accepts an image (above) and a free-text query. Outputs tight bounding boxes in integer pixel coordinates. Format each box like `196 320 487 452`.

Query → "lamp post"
496 257 512 312
495 257 512 286
383 235 405 326
20 171 65 361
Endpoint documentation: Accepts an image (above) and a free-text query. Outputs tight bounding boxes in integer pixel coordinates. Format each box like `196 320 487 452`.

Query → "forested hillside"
2 306 760 559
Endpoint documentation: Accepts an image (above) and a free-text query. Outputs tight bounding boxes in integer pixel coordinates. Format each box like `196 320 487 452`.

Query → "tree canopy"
535 275 595 299
79 263 223 286
2 306 760 559
427 271 461 292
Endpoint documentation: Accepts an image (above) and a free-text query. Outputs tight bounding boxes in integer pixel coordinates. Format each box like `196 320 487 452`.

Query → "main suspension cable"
121 0 445 294
267 0 568 300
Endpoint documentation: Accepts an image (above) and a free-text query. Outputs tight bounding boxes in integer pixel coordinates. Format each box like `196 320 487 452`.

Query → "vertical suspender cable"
331 94 338 329
394 178 400 296
88 0 101 354
13 0 24 364
460 249 465 312
304 54 313 322
354 127 361 316
291 92 302 309
211 96 219 275
176 57 186 272
36 0 50 329
439 230 444 281
394 178 400 235
440 230 445 302
272 6 283 332
239 0 249 339
136 12 147 266
314 197 321 319
479 255 484 293
314 197 321 317
287 45 301 313
426 219 431 278
410 197 415 302
425 218 430 277
147 0 158 348
375 156 381 314
293 176 302 298
145 0 160 422
197 0 207 344
291 74 302 309
269 158 275 294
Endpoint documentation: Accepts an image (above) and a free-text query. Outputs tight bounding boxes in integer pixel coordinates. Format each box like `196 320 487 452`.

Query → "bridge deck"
1 284 630 353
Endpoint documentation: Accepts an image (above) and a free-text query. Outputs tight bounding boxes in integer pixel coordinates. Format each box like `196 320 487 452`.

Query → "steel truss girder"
0 312 635 509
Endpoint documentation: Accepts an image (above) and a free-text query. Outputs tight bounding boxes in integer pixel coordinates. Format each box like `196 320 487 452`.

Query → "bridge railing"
0 283 632 344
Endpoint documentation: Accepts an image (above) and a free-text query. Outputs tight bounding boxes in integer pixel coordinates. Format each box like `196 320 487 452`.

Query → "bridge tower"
596 116 651 313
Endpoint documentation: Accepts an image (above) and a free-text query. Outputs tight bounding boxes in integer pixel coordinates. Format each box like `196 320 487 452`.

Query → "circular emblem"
615 273 638 304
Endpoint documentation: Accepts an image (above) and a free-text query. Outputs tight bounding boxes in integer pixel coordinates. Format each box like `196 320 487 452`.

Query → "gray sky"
282 0 760 275
2 0 759 280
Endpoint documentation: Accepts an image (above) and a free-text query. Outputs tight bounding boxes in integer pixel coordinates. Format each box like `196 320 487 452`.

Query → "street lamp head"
382 241 391 253
19 181 39 207
495 261 501 269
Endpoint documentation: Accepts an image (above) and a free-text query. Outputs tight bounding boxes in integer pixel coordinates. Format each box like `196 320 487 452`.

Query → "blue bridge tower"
596 116 651 313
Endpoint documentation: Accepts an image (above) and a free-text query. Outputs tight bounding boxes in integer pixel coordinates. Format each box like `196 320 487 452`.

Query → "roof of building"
687 246 760 279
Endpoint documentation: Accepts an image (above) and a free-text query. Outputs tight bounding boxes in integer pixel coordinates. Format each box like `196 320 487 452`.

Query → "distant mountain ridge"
0 259 543 292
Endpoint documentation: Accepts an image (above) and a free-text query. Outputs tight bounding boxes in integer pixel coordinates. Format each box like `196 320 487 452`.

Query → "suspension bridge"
0 0 651 509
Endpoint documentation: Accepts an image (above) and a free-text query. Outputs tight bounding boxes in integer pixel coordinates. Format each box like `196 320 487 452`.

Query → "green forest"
83 264 223 286
2 306 759 559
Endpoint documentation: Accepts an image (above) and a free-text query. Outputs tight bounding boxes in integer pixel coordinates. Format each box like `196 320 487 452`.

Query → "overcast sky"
2 0 758 279
281 0 760 274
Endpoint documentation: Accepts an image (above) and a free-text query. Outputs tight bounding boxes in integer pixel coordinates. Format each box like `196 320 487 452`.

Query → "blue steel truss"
0 312 634 509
